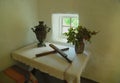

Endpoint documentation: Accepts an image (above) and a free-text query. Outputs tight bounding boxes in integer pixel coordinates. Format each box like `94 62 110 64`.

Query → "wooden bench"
4 65 38 83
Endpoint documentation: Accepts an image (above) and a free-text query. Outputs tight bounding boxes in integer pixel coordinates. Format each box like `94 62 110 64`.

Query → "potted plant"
64 26 97 54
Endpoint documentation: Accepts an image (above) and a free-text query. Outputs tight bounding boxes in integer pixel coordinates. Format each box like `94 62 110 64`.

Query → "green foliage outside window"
63 17 78 28
63 17 70 26
71 18 79 27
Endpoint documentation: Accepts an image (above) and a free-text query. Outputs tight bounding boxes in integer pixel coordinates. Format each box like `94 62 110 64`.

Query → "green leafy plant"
64 26 98 45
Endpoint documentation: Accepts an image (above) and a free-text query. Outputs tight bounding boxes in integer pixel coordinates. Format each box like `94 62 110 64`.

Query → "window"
52 14 79 43
61 16 79 35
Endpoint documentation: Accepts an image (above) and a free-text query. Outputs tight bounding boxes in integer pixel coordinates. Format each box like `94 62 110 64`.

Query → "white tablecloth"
11 42 90 83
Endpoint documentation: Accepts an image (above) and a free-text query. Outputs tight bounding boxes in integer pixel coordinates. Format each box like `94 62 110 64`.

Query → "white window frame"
52 13 79 43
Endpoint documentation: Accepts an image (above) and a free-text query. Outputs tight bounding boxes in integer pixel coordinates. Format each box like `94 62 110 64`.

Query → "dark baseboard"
81 77 99 83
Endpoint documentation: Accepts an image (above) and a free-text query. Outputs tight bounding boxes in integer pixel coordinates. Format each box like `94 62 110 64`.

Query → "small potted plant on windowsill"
64 26 98 54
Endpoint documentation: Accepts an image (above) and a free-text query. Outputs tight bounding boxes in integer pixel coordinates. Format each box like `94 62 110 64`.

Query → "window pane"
71 18 79 28
62 17 70 26
62 26 70 34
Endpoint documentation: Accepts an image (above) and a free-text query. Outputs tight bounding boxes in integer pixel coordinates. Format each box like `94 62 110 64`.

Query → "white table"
11 42 90 83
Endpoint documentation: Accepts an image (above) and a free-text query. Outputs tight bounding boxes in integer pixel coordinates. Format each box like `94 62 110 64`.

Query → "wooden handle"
36 47 69 57
49 44 72 64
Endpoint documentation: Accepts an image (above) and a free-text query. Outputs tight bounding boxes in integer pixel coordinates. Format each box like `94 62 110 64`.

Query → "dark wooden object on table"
49 44 72 64
36 47 69 57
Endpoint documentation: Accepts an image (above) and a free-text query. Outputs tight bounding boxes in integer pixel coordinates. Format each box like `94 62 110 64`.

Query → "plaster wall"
78 0 120 83
0 0 39 71
37 0 80 41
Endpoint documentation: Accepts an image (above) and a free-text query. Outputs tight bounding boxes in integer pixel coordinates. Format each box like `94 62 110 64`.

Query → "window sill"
51 38 74 47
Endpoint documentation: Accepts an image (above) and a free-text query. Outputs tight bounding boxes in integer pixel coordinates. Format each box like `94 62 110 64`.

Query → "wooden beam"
49 44 72 64
36 47 69 57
